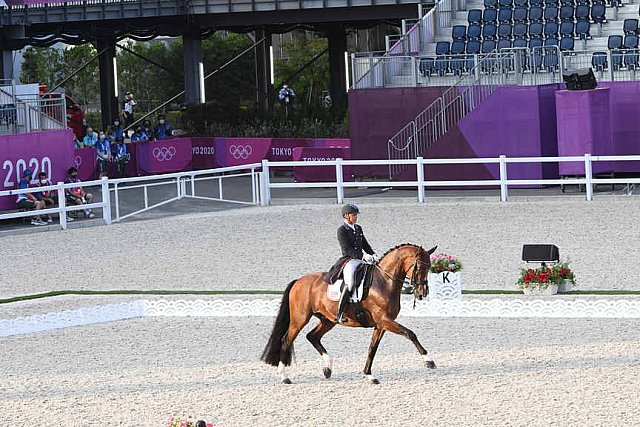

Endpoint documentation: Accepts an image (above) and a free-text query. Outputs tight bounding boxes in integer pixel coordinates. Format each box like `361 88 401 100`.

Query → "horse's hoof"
323 367 332 379
370 378 380 385
282 378 292 384
425 361 437 369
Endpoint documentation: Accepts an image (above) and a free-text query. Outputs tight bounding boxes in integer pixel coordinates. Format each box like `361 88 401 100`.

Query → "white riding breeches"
343 259 363 292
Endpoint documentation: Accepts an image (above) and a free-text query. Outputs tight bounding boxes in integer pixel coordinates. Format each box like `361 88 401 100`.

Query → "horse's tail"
261 279 297 366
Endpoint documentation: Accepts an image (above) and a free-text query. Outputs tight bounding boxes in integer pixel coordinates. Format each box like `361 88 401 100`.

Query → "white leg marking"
278 361 287 381
322 353 333 370
365 374 377 382
422 354 434 363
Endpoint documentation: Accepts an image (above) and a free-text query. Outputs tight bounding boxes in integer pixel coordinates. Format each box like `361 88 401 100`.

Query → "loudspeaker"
562 68 598 91
522 244 560 262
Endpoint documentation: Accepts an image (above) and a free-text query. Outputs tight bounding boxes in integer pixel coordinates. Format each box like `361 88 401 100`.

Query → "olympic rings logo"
73 156 82 168
229 144 253 159
152 146 177 162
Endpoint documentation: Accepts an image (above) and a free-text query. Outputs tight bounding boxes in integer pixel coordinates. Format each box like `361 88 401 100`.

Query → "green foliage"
60 45 100 106
20 47 65 88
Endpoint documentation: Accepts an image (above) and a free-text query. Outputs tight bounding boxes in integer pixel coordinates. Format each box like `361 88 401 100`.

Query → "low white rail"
259 154 640 205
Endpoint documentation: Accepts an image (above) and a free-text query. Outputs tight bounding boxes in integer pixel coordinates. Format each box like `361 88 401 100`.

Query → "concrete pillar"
96 38 119 130
327 24 348 114
0 50 15 81
183 33 205 105
255 28 272 116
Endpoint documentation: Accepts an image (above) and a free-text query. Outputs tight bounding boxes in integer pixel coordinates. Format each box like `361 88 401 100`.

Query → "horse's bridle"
376 248 430 305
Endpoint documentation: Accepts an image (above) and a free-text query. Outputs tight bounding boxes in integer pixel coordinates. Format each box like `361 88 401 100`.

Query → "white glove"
373 253 381 262
363 253 376 263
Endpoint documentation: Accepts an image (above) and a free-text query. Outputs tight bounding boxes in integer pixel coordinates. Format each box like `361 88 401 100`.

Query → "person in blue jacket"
153 114 173 140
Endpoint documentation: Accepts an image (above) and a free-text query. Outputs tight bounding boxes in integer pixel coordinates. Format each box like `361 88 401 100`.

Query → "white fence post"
336 158 345 204
499 155 508 202
416 156 425 203
260 159 271 206
584 154 593 201
57 182 67 230
101 177 112 225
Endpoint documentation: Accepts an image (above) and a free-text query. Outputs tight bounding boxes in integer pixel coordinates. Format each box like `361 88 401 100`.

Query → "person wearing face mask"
95 131 111 178
112 137 129 178
142 120 156 142
32 171 62 223
130 126 149 143
82 127 98 148
153 114 172 140
64 167 95 219
110 119 125 146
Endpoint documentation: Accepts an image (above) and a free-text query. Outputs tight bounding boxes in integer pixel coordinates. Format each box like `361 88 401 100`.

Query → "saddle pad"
326 279 365 303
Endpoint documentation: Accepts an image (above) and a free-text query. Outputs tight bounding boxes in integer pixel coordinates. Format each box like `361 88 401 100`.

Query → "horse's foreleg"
306 318 336 379
382 320 436 369
363 328 386 384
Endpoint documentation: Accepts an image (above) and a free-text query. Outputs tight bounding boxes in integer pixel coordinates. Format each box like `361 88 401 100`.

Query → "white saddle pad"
327 279 365 303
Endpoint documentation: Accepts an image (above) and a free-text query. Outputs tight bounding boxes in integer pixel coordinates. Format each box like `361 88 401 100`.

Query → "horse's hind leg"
278 312 312 384
306 318 336 379
363 328 386 384
382 320 436 369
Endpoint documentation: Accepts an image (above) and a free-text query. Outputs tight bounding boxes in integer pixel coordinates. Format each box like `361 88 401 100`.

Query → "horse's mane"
380 243 422 260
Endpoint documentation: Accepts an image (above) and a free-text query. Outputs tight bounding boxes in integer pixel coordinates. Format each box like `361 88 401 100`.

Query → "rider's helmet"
341 203 359 217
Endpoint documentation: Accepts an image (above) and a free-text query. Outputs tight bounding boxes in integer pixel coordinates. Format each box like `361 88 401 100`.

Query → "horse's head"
407 245 437 300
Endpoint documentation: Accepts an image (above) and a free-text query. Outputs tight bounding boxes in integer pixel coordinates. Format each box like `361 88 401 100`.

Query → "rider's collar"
343 221 355 231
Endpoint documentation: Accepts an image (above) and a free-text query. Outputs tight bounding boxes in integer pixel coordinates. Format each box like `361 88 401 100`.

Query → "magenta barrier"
292 147 353 182
137 138 193 174
191 137 218 170
0 130 75 211
73 147 97 181
214 137 271 167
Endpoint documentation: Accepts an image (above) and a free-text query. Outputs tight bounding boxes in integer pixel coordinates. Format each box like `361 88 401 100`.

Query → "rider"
331 203 379 323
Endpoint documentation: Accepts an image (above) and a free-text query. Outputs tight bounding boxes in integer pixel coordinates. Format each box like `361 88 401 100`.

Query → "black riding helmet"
341 203 359 216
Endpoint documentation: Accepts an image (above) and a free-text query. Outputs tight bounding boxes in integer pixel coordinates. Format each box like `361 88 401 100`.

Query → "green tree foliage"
60 45 99 107
20 47 65 89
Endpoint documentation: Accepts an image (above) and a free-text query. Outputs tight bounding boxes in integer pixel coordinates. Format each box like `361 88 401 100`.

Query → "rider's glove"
363 253 375 263
372 253 381 262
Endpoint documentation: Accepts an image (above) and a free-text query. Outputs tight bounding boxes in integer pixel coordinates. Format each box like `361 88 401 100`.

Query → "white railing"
258 155 640 205
0 95 67 135
0 178 111 229
0 164 262 229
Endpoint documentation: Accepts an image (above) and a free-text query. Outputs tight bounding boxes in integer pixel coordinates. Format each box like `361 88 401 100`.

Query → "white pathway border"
2 297 640 338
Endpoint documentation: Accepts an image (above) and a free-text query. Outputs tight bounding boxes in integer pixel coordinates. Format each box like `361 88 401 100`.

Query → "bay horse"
261 243 437 384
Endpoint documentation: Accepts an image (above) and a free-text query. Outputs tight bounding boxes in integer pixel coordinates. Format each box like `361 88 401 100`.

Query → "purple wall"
348 81 640 180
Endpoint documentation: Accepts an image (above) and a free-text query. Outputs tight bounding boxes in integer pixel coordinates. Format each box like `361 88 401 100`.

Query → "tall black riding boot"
336 286 350 323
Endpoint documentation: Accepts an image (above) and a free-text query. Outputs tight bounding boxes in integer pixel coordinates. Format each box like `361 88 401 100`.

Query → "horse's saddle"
326 263 374 303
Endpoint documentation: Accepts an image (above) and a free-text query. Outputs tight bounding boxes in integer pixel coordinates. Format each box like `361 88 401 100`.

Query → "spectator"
95 131 111 178
82 127 98 148
153 114 173 140
15 169 46 226
64 167 95 219
143 119 156 142
110 119 125 145
122 92 137 129
130 126 149 143
112 138 129 178
278 84 296 105
32 171 60 224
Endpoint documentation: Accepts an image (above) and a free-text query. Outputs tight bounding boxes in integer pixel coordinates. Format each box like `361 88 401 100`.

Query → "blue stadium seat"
485 0 499 8
468 9 483 25
530 0 543 6
544 22 559 38
560 21 575 37
530 51 544 71
608 35 623 50
498 39 513 50
513 38 528 48
483 8 498 24
452 25 467 41
513 23 528 39
467 40 482 54
591 52 608 71
499 23 513 39
560 0 574 5
543 51 559 71
467 24 482 40
436 41 451 55
435 57 449 75
545 0 560 6
499 0 514 7
559 5 575 22
544 37 560 46
623 19 639 36
513 7 528 23
483 23 498 40
529 38 544 49
624 34 639 49
529 7 544 23
575 5 589 21
544 6 560 22
590 4 606 24
612 51 623 71
498 7 513 24
451 40 467 55
481 39 497 53
449 56 467 75
419 57 436 76
575 20 591 39
624 51 639 70
560 36 575 51
514 0 528 6
529 22 544 38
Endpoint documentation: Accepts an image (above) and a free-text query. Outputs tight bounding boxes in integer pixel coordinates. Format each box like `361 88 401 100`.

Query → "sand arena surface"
2 199 640 425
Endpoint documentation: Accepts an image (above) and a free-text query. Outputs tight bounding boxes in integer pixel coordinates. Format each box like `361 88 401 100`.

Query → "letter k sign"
442 272 450 283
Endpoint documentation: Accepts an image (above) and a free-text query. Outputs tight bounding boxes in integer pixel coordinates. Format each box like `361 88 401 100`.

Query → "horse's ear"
426 245 437 255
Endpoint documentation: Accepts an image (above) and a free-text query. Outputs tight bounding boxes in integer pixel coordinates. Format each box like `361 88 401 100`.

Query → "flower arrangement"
516 260 576 291
430 253 463 273
166 416 213 427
